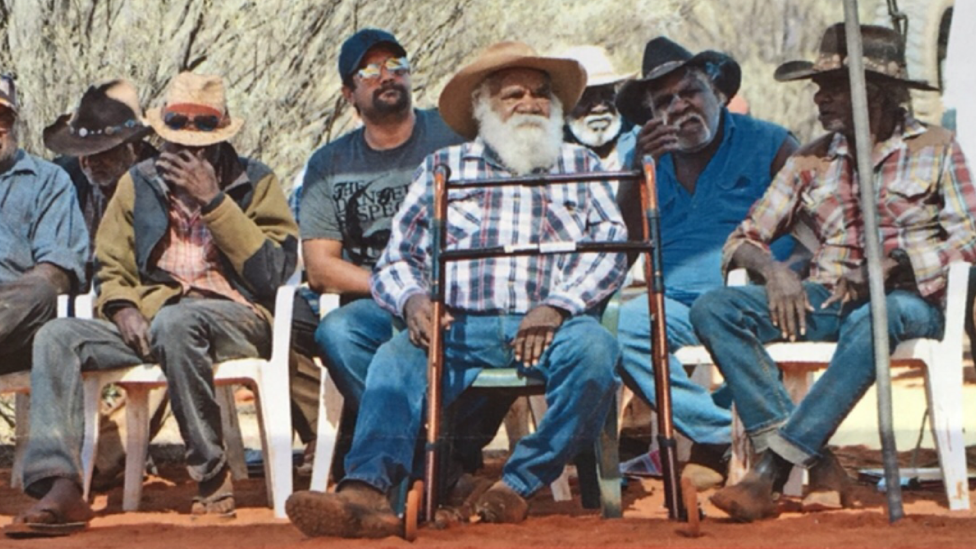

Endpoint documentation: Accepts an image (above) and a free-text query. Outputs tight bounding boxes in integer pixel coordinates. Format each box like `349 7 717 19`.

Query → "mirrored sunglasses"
163 112 222 132
356 56 411 81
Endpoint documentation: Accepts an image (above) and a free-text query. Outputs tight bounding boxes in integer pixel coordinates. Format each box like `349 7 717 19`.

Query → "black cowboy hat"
774 23 937 91
615 37 741 125
44 79 152 157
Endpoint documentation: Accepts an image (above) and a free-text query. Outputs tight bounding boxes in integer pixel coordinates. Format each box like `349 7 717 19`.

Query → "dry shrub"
0 0 880 190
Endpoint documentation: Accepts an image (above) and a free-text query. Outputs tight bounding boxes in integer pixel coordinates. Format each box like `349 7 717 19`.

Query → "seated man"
286 42 627 538
292 28 469 476
7 72 298 536
44 78 164 490
690 24 976 522
559 45 634 171
0 74 88 376
611 37 798 486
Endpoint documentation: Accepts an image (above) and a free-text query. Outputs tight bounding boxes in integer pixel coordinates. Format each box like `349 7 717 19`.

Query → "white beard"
568 113 622 148
474 95 564 175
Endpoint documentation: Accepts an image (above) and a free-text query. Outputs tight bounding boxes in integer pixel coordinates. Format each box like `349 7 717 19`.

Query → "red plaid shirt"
723 116 976 303
155 190 253 309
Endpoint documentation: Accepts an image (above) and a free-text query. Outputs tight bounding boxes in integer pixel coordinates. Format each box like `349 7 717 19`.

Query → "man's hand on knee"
513 305 568 367
111 306 154 361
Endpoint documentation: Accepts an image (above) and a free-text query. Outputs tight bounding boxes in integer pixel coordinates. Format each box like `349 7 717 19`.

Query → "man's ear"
341 85 354 103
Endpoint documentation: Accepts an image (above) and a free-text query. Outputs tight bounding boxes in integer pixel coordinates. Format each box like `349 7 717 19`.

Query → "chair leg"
924 355 971 511
310 372 343 492
216 385 248 481
527 395 572 501
255 373 294 519
11 393 29 490
122 386 151 512
81 377 104 501
781 370 812 497
595 395 622 518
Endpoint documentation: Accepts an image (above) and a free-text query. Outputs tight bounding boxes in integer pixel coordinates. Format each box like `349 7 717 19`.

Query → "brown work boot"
710 451 791 522
682 443 731 491
286 481 400 538
474 481 529 524
801 449 853 512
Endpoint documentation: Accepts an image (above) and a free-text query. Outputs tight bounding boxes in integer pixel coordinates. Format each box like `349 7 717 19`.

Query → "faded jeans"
22 298 269 497
342 312 620 498
690 283 943 466
617 293 732 445
314 298 516 477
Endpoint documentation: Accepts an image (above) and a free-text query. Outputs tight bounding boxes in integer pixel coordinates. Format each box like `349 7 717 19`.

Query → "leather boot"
710 451 793 522
286 481 400 538
801 449 853 512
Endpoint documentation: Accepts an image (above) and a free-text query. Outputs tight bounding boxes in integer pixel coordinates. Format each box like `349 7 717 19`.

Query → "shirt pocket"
446 188 485 245
883 176 936 223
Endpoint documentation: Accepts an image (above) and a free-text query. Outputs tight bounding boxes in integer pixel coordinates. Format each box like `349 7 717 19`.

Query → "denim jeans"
0 276 59 374
618 293 731 445
342 312 620 498
690 282 944 466
22 298 269 496
314 297 393 409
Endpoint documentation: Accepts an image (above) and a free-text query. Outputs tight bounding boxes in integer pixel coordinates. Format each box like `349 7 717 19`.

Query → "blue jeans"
342 313 620 498
314 298 393 409
618 294 731 445
22 299 269 496
689 283 944 466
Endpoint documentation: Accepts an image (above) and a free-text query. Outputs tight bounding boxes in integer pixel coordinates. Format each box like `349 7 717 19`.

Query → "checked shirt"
722 115 976 303
371 138 628 317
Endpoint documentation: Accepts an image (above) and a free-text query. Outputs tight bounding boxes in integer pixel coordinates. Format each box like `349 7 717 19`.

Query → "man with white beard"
285 42 627 538
560 45 634 171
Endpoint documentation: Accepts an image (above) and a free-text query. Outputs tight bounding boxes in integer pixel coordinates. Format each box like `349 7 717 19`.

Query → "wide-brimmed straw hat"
774 23 937 91
146 72 244 147
615 37 740 125
558 45 634 88
438 41 587 139
44 79 152 157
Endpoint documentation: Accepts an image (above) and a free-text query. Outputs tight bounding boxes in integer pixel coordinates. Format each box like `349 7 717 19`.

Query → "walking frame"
409 155 685 536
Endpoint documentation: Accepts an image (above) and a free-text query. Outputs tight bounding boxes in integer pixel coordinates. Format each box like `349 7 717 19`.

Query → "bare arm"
303 238 371 295
770 134 800 179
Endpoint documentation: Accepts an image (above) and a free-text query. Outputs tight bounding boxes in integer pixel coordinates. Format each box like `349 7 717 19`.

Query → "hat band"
812 52 908 80
69 118 141 138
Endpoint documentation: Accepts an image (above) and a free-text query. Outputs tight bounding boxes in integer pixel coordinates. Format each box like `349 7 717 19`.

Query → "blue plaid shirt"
371 138 628 317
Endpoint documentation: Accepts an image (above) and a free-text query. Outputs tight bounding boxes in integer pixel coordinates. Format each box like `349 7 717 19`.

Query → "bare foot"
13 478 94 525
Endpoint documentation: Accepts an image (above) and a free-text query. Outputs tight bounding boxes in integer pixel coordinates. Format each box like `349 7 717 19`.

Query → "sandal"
4 507 89 539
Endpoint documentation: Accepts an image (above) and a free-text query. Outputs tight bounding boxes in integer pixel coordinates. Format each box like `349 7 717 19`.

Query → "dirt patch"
1 447 975 549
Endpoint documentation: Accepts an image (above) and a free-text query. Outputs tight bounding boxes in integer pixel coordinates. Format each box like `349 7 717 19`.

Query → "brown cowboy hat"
774 23 937 91
44 79 152 157
615 37 741 125
146 72 244 147
438 41 587 139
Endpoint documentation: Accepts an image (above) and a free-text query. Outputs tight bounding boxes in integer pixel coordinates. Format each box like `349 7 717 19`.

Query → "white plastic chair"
5 294 70 489
78 273 300 518
675 262 972 511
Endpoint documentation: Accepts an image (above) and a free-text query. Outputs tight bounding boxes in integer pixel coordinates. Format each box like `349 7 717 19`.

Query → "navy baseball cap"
338 28 407 82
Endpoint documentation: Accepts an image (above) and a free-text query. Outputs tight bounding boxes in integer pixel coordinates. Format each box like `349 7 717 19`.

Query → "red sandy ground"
1 446 974 549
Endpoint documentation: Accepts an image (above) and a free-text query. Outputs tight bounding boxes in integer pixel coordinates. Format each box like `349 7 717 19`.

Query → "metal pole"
423 165 451 521
640 156 685 521
842 0 904 523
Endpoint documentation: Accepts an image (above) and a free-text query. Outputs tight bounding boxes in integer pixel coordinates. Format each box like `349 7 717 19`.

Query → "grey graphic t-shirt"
300 109 464 269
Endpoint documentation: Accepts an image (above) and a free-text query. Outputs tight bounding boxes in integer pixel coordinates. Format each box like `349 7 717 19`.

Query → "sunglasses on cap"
356 56 411 81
